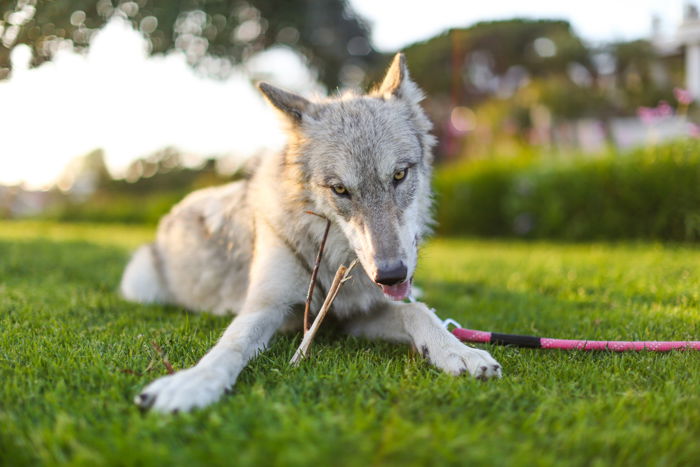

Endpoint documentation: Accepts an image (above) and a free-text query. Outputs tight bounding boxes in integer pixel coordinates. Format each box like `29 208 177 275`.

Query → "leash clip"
442 318 462 331
424 306 462 330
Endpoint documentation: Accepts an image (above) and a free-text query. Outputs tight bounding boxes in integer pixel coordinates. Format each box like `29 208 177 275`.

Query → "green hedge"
434 141 700 241
47 192 183 225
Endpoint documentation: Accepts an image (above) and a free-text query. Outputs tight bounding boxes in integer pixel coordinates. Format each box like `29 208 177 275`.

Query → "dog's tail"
120 243 171 304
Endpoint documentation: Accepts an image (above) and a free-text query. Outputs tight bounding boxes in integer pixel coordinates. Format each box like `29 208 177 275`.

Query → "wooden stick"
303 211 331 334
290 259 358 366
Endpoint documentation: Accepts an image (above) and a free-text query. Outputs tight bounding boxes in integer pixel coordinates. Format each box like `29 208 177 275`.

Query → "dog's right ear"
257 82 311 123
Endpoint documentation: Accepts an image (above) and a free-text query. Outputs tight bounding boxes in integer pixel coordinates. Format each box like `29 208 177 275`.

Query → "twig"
290 259 358 366
303 211 332 334
150 341 175 374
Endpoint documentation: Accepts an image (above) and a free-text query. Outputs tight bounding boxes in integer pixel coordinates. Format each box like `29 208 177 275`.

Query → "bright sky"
0 1 691 188
0 19 316 188
351 0 686 51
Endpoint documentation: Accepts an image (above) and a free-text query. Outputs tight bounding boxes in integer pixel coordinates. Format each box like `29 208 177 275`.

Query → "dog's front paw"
421 338 502 380
135 366 229 413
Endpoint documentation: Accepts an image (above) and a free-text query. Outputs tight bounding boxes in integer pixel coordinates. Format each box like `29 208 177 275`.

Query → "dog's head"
258 53 435 300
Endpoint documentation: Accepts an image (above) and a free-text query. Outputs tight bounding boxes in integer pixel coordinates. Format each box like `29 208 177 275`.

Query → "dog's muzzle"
373 260 411 301
374 261 407 286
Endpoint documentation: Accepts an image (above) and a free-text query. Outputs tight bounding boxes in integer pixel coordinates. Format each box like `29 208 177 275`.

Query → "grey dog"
121 53 502 413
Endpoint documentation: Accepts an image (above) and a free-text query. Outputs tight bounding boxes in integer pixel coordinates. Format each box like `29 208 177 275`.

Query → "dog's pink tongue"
381 281 411 301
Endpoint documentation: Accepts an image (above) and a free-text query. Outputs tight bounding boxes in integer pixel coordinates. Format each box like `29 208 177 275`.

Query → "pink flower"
637 106 656 124
638 101 676 124
674 87 694 105
689 123 700 139
656 100 674 118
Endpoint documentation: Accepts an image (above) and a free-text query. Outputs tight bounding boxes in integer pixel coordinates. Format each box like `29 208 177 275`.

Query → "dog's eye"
393 168 407 184
331 184 349 196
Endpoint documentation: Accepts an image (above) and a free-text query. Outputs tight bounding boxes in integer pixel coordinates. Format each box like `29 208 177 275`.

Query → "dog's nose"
374 261 408 286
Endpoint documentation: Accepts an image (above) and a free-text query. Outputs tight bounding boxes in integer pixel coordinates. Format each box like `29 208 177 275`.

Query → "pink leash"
451 327 700 351
436 316 700 352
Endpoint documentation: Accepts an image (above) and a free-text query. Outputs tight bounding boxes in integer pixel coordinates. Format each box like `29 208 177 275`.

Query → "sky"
352 0 685 51
0 18 316 188
0 0 691 189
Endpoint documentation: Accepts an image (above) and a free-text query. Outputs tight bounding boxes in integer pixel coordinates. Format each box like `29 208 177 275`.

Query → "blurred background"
1 0 700 241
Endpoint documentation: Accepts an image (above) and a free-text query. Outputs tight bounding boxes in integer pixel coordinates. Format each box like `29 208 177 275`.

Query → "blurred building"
654 2 700 98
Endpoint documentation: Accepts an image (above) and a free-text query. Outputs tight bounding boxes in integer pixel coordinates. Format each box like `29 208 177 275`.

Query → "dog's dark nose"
374 261 408 286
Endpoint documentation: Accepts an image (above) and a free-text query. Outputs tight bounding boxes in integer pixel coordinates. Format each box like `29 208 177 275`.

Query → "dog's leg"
135 240 305 413
346 301 502 380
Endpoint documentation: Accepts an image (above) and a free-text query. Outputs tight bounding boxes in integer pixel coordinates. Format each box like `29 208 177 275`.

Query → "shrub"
433 141 700 241
47 192 183 225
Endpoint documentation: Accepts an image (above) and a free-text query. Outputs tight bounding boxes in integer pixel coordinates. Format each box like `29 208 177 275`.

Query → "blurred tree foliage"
0 0 377 87
400 19 592 104
376 19 680 158
50 148 242 223
609 39 681 110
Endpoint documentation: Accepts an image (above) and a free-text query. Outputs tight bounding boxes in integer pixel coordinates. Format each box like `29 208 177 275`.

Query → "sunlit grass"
1 221 699 466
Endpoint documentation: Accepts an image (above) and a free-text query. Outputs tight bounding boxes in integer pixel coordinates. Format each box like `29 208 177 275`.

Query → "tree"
396 19 593 105
0 0 378 87
381 19 596 157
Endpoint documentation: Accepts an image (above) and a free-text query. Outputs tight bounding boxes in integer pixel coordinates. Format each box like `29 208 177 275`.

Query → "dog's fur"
122 54 501 413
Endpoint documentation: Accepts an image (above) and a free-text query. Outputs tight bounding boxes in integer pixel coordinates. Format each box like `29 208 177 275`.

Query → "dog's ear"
257 82 311 123
374 53 424 105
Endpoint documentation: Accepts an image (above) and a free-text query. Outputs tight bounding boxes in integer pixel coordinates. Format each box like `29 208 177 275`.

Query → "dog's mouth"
377 278 412 301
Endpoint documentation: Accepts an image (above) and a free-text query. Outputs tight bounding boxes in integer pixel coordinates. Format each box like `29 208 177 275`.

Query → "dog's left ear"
374 53 424 105
374 53 435 152
258 82 312 124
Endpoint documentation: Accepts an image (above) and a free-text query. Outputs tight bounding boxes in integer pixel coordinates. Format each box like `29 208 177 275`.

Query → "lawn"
1 220 699 466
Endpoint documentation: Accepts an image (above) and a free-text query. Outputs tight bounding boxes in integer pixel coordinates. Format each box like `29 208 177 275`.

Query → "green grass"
1 220 700 466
